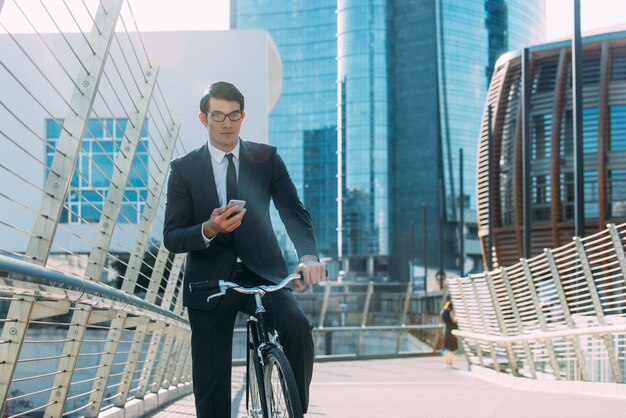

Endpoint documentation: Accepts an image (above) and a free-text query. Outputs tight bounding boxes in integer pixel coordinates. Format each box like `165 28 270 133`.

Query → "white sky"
0 0 625 43
545 0 626 40
0 0 230 33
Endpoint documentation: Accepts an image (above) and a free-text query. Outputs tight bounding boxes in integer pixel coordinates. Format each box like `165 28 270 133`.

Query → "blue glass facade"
337 0 391 261
232 0 338 260
234 0 545 279
46 118 149 224
392 0 544 278
438 0 544 222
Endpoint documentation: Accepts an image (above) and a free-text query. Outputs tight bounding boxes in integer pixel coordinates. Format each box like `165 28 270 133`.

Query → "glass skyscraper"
233 0 545 280
231 0 338 262
392 0 544 280
337 0 391 276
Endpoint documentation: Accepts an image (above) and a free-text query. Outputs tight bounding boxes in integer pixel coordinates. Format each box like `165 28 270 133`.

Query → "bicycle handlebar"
189 273 304 301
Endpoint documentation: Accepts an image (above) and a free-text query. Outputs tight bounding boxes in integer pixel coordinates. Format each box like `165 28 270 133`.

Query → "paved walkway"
147 356 626 418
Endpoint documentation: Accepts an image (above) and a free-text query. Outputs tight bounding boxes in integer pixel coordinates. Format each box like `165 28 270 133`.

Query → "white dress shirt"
201 140 240 245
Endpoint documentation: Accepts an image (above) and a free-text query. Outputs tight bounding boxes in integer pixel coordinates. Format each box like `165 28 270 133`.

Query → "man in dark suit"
163 81 325 417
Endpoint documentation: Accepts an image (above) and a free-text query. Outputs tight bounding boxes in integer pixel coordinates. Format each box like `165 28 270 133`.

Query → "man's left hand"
292 255 325 289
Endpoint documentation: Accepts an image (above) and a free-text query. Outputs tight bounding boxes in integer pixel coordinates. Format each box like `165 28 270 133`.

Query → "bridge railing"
448 223 626 384
232 282 444 362
0 254 192 418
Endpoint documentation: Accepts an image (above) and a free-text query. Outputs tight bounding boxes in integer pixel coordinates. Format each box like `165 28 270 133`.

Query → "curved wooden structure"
477 31 626 267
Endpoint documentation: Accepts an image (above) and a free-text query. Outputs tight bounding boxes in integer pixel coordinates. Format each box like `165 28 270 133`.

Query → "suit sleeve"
163 161 207 254
270 149 319 259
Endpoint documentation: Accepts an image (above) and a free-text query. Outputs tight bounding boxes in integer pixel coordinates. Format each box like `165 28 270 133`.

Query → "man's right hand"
202 205 246 239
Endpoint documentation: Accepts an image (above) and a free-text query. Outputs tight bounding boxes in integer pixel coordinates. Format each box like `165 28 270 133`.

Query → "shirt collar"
208 139 240 164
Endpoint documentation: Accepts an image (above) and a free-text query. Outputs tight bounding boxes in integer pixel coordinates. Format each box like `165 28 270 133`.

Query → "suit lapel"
237 139 252 202
195 143 221 210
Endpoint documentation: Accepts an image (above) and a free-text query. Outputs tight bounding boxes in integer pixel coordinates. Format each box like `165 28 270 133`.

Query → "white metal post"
163 286 189 388
356 281 374 356
607 224 626 290
135 254 185 397
457 278 486 367
134 324 166 399
162 333 185 388
181 340 193 384
521 259 561 379
171 340 190 386
314 284 332 353
574 237 623 382
470 277 500 372
396 281 413 353
153 289 187 391
484 272 519 376
545 249 589 381
116 242 174 401
500 268 537 378
151 331 177 391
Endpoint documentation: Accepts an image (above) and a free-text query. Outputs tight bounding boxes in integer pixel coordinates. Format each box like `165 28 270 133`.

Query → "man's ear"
198 112 207 125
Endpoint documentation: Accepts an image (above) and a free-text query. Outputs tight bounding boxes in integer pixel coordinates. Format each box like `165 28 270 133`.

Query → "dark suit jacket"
163 139 318 310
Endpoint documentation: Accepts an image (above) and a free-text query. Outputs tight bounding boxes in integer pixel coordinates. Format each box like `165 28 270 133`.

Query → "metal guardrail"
448 223 626 384
0 254 192 418
226 281 444 363
0 256 186 327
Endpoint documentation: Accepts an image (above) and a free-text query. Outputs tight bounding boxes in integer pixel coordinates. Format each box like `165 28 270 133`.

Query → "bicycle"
189 273 304 418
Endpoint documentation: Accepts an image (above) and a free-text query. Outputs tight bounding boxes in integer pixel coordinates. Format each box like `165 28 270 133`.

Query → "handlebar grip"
296 269 328 282
189 281 220 294
298 269 328 281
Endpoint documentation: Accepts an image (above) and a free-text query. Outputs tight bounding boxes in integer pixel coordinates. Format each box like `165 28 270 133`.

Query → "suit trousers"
187 266 314 418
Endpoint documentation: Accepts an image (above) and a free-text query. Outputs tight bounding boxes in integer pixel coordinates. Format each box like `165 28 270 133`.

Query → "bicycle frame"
252 293 272 347
190 274 304 417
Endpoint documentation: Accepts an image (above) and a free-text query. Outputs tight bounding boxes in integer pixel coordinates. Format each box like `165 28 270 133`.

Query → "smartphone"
227 199 246 213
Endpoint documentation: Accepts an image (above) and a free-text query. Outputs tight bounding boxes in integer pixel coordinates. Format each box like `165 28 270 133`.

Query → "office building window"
46 118 149 224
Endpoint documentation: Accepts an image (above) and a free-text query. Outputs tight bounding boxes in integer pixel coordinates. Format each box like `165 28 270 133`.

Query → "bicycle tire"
247 345 267 417
263 347 303 418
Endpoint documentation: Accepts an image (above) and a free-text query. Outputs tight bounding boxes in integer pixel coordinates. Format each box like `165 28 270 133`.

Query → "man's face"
198 97 245 152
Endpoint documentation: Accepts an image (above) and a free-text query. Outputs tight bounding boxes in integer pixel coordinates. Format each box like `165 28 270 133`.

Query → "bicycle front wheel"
263 347 303 418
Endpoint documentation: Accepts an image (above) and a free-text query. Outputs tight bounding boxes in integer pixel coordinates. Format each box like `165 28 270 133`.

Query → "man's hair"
199 81 245 113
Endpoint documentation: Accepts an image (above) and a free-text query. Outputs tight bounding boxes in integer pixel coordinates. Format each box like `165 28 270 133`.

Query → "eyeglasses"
207 110 243 122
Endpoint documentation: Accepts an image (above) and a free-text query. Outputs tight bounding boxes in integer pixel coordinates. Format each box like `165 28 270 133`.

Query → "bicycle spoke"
268 363 289 417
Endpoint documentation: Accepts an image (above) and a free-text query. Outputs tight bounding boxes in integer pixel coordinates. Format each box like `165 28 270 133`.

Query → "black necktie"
225 153 238 202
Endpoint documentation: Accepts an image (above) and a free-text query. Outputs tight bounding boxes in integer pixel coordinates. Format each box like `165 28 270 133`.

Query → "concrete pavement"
146 356 626 418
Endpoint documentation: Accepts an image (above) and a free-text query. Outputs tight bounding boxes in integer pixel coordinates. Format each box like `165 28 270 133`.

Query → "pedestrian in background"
440 300 458 369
